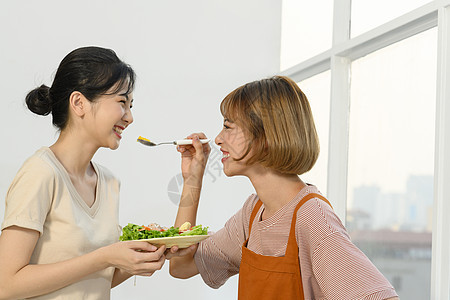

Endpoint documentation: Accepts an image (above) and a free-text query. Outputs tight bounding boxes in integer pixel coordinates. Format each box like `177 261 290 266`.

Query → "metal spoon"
137 136 210 147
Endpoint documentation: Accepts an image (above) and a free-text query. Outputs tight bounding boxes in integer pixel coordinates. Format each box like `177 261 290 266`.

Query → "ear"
69 91 88 117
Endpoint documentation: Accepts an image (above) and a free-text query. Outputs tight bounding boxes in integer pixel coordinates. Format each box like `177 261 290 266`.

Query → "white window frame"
280 1 450 298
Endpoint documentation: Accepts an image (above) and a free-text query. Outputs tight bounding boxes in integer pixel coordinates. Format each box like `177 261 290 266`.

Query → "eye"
223 124 230 129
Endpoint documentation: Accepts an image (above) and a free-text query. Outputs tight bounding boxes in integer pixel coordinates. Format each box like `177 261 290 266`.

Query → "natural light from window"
346 28 437 300
351 0 433 37
298 71 330 196
280 0 333 70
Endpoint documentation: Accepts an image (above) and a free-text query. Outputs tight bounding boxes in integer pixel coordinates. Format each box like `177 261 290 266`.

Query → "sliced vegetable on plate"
120 222 210 248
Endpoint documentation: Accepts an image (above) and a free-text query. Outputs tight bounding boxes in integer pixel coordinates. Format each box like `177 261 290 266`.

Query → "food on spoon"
137 136 151 142
119 222 208 241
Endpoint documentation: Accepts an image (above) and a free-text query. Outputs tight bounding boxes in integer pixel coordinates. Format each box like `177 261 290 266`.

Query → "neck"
247 166 306 220
49 128 98 178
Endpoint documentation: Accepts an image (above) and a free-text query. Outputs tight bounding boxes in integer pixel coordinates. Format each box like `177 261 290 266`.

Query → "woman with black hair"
0 47 166 299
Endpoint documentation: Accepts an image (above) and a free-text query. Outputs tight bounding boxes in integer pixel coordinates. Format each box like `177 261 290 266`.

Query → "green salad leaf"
119 223 209 241
180 224 209 236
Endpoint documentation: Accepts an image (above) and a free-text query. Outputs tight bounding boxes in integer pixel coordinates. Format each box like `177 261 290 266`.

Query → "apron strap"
245 192 332 247
285 193 332 257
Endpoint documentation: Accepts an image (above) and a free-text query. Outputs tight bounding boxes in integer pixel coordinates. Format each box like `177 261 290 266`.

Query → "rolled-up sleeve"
194 195 257 288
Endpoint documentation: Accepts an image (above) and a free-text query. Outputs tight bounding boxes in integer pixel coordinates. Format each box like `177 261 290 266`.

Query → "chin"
223 170 233 177
109 142 120 150
222 167 232 177
223 167 242 177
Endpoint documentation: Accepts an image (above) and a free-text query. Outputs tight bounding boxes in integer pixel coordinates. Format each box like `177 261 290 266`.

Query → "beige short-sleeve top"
1 147 121 299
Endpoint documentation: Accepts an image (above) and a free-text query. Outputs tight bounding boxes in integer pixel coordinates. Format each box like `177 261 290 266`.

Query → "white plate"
137 235 210 248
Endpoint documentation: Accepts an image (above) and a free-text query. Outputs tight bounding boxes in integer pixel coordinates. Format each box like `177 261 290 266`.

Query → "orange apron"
238 193 331 300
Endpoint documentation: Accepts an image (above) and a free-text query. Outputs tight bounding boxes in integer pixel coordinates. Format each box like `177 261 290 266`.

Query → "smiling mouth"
221 151 230 162
113 126 124 138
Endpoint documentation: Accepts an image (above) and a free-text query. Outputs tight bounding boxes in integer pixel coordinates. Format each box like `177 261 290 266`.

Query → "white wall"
0 1 281 299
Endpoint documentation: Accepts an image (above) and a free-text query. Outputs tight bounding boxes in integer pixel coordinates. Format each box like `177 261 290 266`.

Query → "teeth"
223 153 230 158
114 127 123 134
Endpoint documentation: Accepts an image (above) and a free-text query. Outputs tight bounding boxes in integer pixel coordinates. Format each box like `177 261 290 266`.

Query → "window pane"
281 0 333 70
347 28 437 299
351 0 432 37
298 70 330 196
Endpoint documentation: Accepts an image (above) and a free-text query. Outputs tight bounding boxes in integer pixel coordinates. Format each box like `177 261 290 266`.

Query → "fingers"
154 245 167 256
192 136 204 159
140 254 166 273
188 132 207 140
165 245 181 255
131 244 166 263
140 244 166 257
125 241 158 252
177 132 210 157
190 133 210 160
132 259 165 275
164 246 178 259
131 245 166 275
108 242 166 276
165 244 198 260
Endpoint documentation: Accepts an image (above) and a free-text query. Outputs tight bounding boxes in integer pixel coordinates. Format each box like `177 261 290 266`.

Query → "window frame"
279 1 450 298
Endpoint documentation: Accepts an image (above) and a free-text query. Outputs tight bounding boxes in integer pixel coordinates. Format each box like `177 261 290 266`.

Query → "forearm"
175 180 202 227
0 247 108 300
170 135 208 279
170 182 202 278
111 268 132 288
170 183 201 278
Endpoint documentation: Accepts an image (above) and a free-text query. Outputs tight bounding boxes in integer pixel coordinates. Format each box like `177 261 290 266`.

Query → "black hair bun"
25 84 51 116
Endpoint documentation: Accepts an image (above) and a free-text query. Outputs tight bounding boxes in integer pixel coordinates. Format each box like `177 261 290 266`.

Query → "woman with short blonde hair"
167 76 399 300
219 75 320 175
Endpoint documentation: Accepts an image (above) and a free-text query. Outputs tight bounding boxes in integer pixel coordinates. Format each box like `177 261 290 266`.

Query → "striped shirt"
194 185 398 299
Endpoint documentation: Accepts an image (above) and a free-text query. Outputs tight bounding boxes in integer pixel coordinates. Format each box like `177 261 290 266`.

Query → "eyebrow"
119 93 132 101
224 118 234 123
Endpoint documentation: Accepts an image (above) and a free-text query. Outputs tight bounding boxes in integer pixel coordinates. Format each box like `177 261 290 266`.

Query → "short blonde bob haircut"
220 75 319 175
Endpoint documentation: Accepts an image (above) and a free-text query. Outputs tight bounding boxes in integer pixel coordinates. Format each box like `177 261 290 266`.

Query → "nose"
215 130 223 146
123 107 134 125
